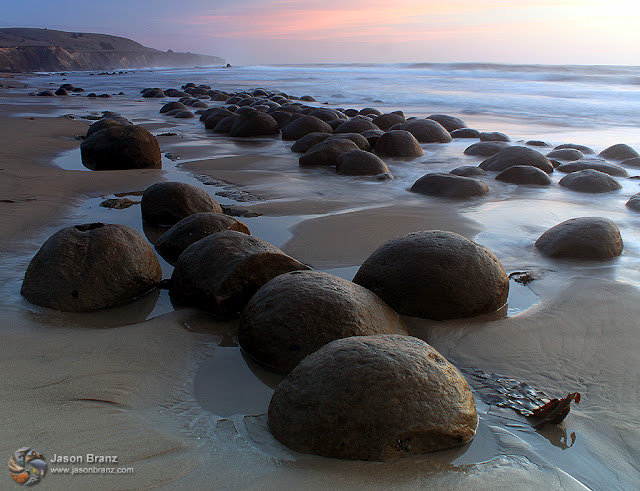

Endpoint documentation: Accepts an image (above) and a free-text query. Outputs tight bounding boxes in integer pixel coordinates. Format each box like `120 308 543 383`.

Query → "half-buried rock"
535 217 623 259
21 223 162 312
395 119 452 143
299 139 359 167
353 231 508 320
336 150 389 176
268 334 478 461
170 231 309 318
495 165 552 185
141 182 222 226
375 130 424 158
239 271 407 373
154 212 250 263
558 169 622 193
410 173 488 198
80 124 161 170
479 146 553 174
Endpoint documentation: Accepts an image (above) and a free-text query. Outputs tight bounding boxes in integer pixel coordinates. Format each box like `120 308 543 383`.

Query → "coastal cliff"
0 28 225 72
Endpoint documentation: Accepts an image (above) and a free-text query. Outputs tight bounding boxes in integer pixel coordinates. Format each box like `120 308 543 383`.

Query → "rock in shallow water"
268 334 478 461
141 182 222 227
239 271 407 373
80 125 161 170
495 165 552 185
375 130 424 158
535 217 623 259
479 146 553 174
558 169 622 193
599 143 639 161
21 223 161 312
170 231 309 319
336 150 389 176
353 231 509 320
410 173 489 198
154 212 250 263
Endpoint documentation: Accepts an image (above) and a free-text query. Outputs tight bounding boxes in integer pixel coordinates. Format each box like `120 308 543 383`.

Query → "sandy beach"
2 69 640 490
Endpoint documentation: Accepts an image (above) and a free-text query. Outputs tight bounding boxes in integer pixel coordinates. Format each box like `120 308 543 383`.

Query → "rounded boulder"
495 165 552 185
80 125 161 170
558 169 622 193
375 130 424 158
599 144 639 161
353 231 508 320
268 334 478 461
410 173 489 198
535 217 623 259
336 150 389 176
281 116 333 141
154 212 250 263
21 223 162 312
170 231 309 318
141 182 222 227
479 146 553 173
396 119 452 143
239 271 408 373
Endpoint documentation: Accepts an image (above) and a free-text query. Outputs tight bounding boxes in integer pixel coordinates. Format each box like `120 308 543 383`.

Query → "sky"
2 0 640 65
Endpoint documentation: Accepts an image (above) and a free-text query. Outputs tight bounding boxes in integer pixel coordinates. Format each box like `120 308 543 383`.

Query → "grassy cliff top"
0 28 160 53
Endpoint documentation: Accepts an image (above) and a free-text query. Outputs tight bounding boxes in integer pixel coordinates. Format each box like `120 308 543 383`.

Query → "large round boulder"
353 231 508 320
80 125 161 170
281 116 333 141
427 114 467 132
372 113 406 131
334 117 380 134
546 148 584 161
85 117 131 138
21 223 162 312
479 146 554 173
239 271 407 373
621 157 640 168
336 150 389 176
327 132 370 151
410 173 489 198
555 143 595 154
141 182 222 226
154 212 250 263
556 159 629 177
395 119 452 143
480 131 510 142
299 139 359 167
450 166 487 177
170 231 309 318
230 111 280 137
290 132 332 153
495 165 552 185
558 169 622 193
204 108 236 129
268 334 478 461
626 193 640 212
599 144 639 161
463 141 509 157
535 217 623 259
375 130 424 158
160 101 188 113
451 128 480 139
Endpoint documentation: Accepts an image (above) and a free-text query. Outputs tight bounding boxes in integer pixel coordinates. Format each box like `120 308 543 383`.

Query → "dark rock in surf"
141 182 222 226
410 173 489 198
535 217 623 259
21 223 161 312
170 231 309 318
353 230 509 320
239 271 408 373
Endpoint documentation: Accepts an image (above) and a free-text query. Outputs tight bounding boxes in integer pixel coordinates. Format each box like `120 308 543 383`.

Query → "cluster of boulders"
29 87 640 462
35 83 117 98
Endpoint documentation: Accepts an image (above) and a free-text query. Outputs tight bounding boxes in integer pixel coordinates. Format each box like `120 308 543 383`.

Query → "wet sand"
1 76 639 489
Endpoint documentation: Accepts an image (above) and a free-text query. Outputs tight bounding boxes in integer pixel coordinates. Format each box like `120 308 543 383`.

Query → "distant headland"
0 28 225 72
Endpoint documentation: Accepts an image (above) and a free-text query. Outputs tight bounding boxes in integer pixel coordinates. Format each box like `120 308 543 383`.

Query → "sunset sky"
2 0 640 65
